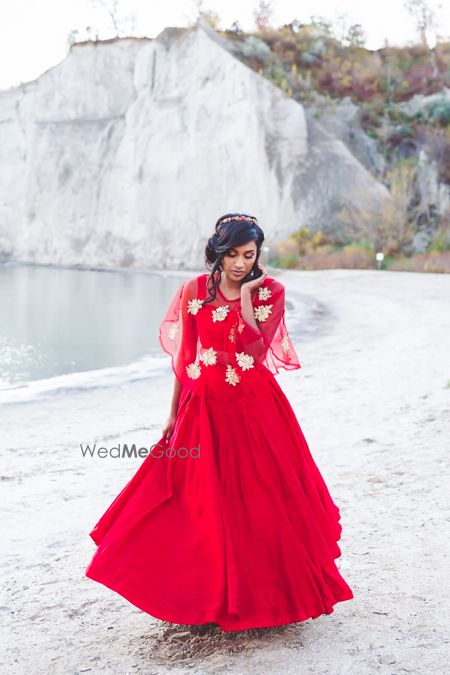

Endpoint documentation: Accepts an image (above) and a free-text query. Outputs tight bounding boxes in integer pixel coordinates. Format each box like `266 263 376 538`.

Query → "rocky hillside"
219 19 450 254
0 23 388 270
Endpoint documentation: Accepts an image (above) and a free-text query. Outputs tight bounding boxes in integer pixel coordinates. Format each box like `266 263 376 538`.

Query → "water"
0 263 191 397
0 262 315 403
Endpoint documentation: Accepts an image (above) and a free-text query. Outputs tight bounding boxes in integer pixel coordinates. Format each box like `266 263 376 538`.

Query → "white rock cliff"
0 24 389 270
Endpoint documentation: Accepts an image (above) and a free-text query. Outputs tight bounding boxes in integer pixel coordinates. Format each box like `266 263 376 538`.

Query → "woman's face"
221 240 257 281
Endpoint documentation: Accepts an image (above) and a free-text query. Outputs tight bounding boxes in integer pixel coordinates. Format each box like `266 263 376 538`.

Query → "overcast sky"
0 0 448 90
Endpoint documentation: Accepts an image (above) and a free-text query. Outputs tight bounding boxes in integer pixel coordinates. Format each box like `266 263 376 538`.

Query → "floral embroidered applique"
167 323 180 340
228 325 236 343
235 352 254 371
280 335 290 354
235 311 245 333
258 286 272 301
212 305 230 322
225 364 240 386
254 304 273 322
186 362 201 379
187 298 203 315
200 347 217 366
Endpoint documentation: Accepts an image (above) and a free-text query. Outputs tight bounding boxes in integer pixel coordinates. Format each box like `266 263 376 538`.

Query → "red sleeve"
237 279 301 375
158 277 200 386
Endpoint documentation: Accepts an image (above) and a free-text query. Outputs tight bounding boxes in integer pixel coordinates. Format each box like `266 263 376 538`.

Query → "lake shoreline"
0 262 318 399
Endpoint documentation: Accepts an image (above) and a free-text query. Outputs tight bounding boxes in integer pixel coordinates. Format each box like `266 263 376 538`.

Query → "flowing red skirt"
85 363 354 631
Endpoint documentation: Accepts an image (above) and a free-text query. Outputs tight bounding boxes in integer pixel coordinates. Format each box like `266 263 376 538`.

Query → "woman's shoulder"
264 274 282 285
261 275 284 295
181 273 207 296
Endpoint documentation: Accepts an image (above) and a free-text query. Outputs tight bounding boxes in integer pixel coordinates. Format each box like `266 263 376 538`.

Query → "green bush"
427 230 450 253
241 36 272 63
426 100 450 126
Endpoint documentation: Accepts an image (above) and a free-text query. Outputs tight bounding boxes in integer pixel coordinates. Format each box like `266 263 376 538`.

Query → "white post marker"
376 251 384 270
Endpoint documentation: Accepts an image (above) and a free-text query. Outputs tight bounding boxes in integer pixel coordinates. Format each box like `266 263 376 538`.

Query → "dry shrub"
291 226 331 254
389 251 450 273
276 237 300 268
276 228 331 266
275 227 377 269
336 161 418 255
427 217 450 252
297 243 374 270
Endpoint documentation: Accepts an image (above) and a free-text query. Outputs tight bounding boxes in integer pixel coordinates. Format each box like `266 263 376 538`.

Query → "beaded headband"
218 216 258 226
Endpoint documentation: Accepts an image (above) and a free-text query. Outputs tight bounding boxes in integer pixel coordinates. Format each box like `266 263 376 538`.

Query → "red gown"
85 271 354 631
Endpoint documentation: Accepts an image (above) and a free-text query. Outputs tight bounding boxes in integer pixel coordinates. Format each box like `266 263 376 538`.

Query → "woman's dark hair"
203 212 265 304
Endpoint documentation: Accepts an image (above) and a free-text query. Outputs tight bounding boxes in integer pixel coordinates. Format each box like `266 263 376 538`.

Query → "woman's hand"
161 412 176 442
240 261 268 294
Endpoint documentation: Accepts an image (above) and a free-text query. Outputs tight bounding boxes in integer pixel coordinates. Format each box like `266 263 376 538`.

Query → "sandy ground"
1 268 449 674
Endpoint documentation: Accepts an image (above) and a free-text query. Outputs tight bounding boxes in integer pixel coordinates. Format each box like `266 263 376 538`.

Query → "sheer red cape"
159 271 301 389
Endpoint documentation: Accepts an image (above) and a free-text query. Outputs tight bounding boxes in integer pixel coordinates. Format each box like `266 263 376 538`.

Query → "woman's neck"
219 272 242 299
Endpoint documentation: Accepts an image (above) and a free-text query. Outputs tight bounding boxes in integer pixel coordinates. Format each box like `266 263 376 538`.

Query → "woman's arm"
240 285 262 334
239 278 286 363
169 375 182 416
160 277 200 441
161 375 182 441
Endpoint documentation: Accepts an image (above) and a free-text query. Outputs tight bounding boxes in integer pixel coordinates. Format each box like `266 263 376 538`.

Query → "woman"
85 212 354 632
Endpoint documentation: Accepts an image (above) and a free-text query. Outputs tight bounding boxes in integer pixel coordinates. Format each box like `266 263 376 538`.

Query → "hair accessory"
219 216 258 226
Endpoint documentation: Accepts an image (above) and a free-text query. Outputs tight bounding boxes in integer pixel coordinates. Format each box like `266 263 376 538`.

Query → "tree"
67 29 80 48
345 24 367 48
279 19 303 34
253 1 275 32
92 0 120 35
67 26 99 47
198 10 221 30
404 0 438 46
334 13 366 47
228 20 243 35
309 15 333 37
90 0 136 38
383 38 394 108
336 162 419 255
189 1 221 30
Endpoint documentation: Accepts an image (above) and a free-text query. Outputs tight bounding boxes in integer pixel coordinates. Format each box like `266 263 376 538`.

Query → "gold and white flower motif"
235 351 254 371
258 286 272 301
200 347 217 366
212 305 230 322
280 335 290 354
187 298 202 315
186 362 201 379
228 325 236 343
167 323 180 340
254 304 273 322
225 364 240 386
